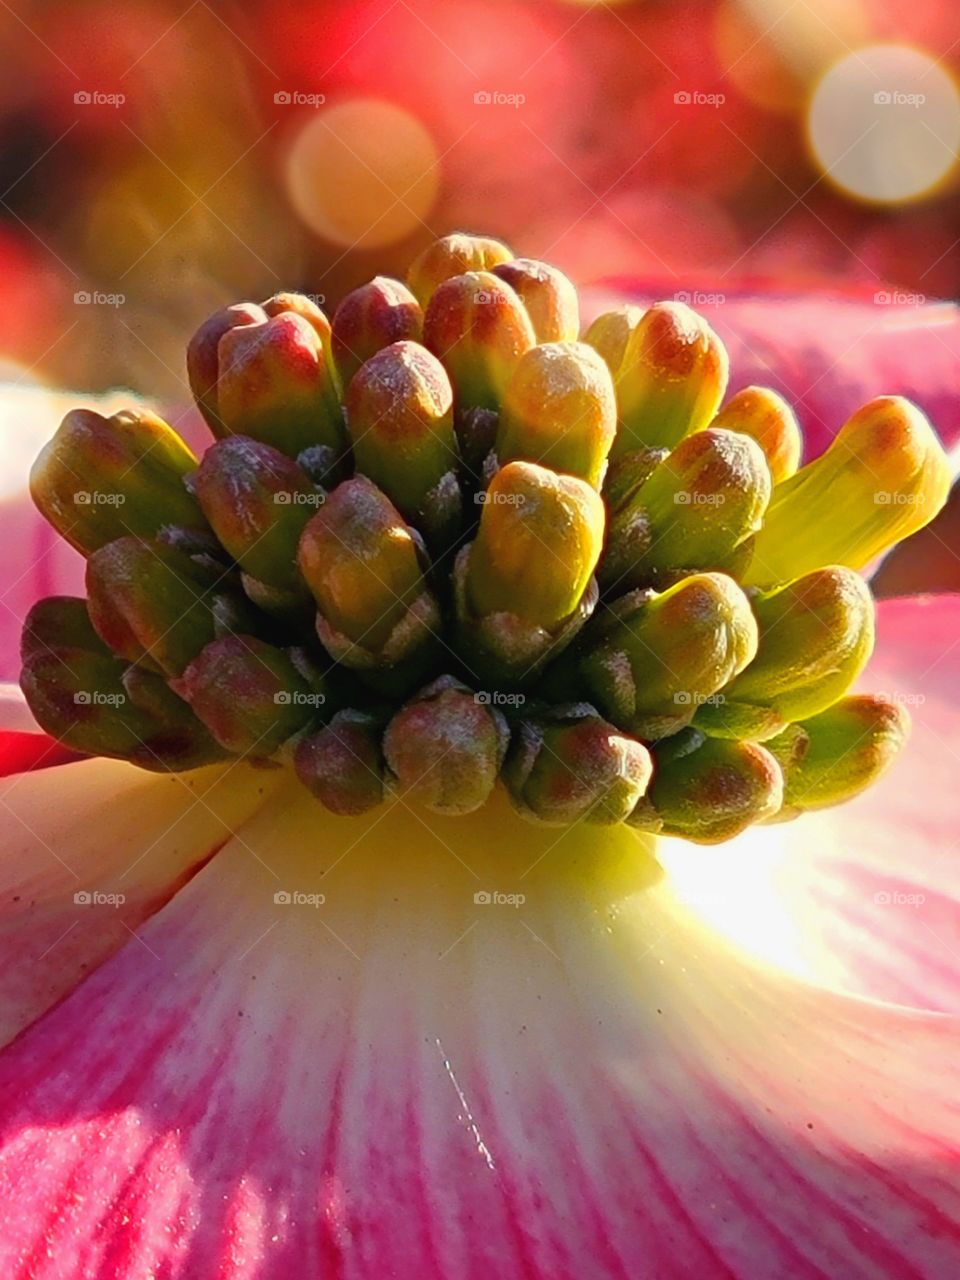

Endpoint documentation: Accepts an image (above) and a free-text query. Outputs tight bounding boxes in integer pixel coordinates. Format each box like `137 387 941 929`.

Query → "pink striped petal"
0 749 279 1047
585 285 960 460
0 780 956 1277
662 594 960 1013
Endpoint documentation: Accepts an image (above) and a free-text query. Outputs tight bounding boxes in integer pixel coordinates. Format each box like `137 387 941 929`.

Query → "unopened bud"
298 476 438 664
602 429 771 589
194 436 318 594
407 232 513 308
504 706 652 825
294 709 385 815
423 271 536 409
215 310 345 460
85 537 222 677
467 461 604 630
581 573 757 738
383 676 508 814
711 386 801 483
766 694 909 817
331 276 423 388
497 342 617 488
614 302 729 454
697 566 874 739
345 341 457 520
492 258 579 342
630 733 783 843
582 305 643 376
261 291 333 346
187 302 267 433
29 407 204 556
747 396 951 585
21 596 107 662
174 634 318 757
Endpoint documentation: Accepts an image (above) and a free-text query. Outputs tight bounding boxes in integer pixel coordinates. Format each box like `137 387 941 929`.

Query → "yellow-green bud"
294 710 385 815
422 271 536 410
497 342 617 488
697 566 874 739
492 258 579 342
614 301 729 454
29 407 204 556
407 232 513 308
187 302 267 434
583 305 643 376
331 276 423 389
711 385 801 484
746 396 951 586
580 573 758 739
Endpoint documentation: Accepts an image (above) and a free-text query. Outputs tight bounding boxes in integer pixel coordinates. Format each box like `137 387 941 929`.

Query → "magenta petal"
0 783 956 1278
585 284 960 459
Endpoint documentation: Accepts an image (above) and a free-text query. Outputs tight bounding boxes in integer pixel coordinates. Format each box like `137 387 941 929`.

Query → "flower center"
22 234 948 844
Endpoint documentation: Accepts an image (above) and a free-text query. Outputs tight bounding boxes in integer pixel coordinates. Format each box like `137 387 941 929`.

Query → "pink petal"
0 682 82 775
0 749 278 1046
585 285 960 460
0 780 956 1278
661 594 960 1013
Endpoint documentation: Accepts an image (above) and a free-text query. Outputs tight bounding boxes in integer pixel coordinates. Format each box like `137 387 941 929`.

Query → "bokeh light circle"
285 99 440 249
808 45 960 203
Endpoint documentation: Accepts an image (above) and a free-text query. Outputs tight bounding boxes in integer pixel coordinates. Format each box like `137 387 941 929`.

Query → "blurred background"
0 0 958 403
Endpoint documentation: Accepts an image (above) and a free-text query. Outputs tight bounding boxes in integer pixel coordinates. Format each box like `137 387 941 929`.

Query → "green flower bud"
455 406 500 476
187 302 267 434
215 311 345 460
746 396 951 586
383 676 508 814
696 566 874 739
580 573 758 738
766 694 909 817
298 476 439 670
20 596 108 663
614 302 729 454
345 341 458 520
331 276 423 388
262 291 334 347
582 304 643 376
174 634 320 757
407 232 513 308
194 436 320 594
630 732 783 843
466 461 605 630
422 271 536 410
492 258 579 342
85 537 223 677
504 705 652 825
29 407 204 556
294 709 385 815
711 385 801 484
601 428 771 590
497 342 617 488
